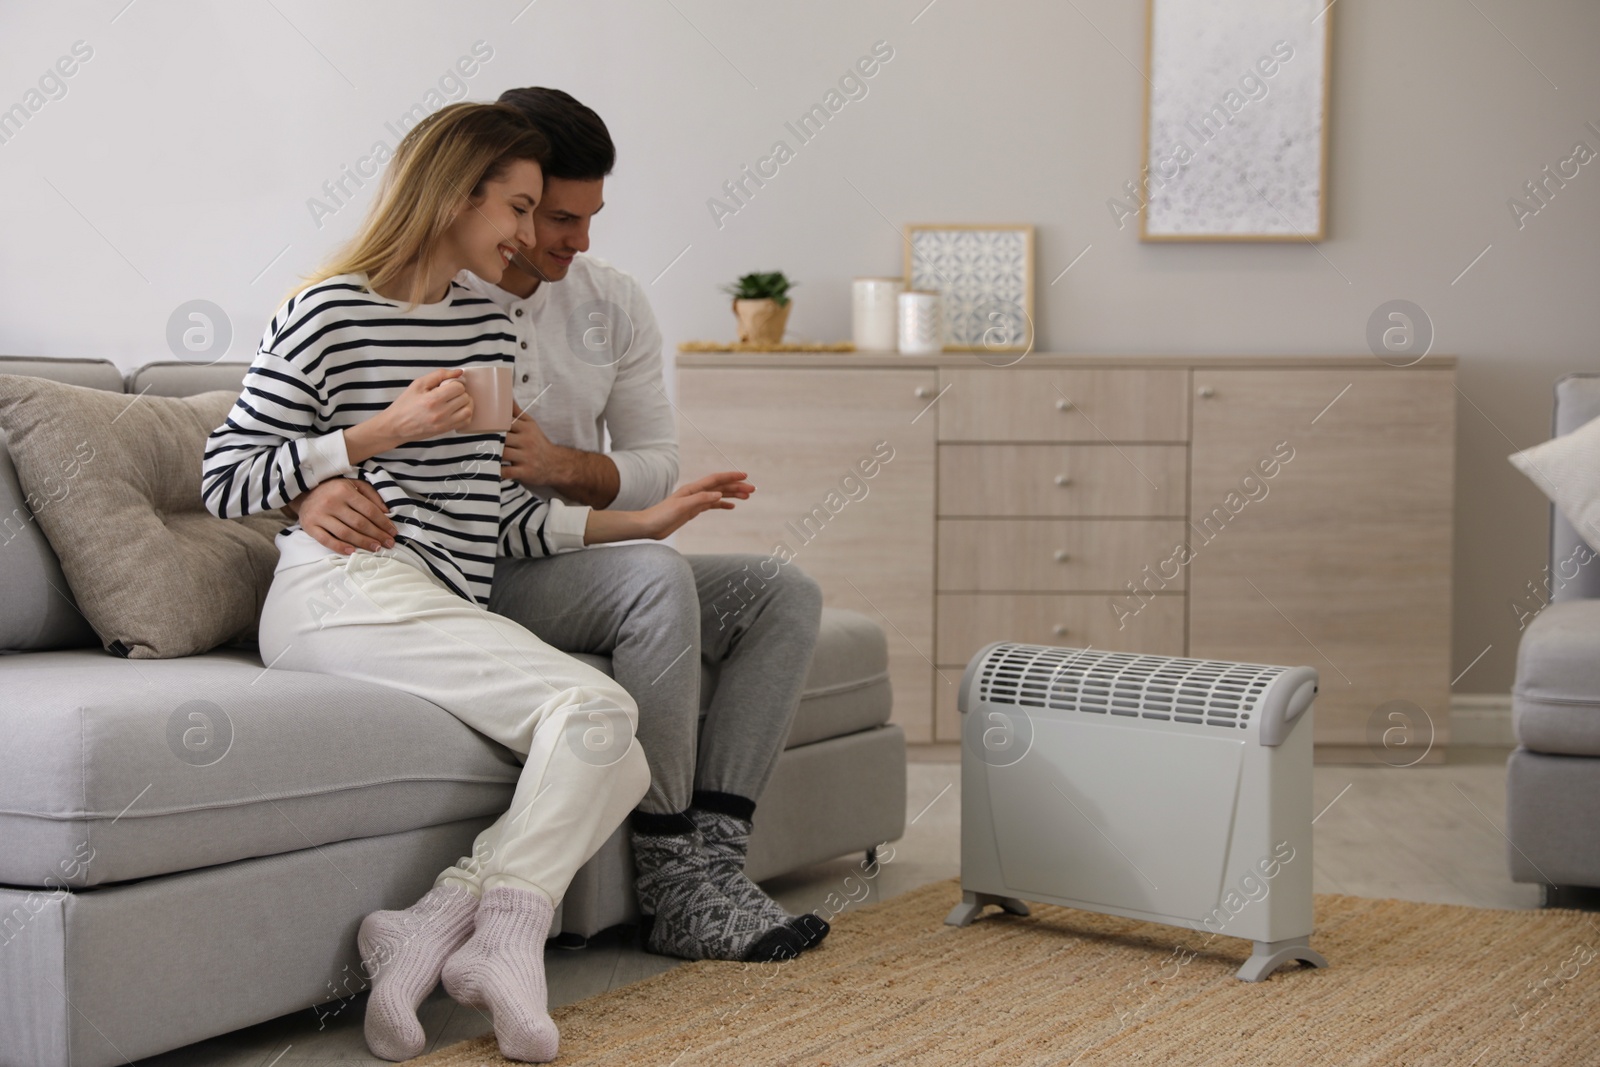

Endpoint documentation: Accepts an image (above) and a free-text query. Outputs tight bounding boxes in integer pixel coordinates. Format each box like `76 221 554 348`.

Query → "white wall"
2 0 1596 694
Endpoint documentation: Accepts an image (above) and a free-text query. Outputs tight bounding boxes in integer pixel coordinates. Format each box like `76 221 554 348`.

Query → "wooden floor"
136 747 1540 1066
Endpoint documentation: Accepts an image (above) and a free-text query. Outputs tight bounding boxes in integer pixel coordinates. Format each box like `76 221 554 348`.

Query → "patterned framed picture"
904 224 1035 353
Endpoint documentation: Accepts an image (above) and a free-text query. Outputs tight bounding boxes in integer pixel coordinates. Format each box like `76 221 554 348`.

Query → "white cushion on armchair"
1510 412 1600 553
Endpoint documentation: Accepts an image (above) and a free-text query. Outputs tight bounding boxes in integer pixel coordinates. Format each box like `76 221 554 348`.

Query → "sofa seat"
0 647 522 888
0 608 893 891
681 605 892 748
1512 598 1600 757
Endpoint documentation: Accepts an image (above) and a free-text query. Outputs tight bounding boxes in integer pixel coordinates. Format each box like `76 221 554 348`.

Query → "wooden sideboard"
672 353 1456 759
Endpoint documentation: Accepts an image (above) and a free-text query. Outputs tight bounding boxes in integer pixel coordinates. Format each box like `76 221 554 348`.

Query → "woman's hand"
345 368 474 463
636 470 754 539
583 471 754 545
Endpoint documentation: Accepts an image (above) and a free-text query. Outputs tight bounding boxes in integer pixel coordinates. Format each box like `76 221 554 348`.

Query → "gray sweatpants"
488 546 823 815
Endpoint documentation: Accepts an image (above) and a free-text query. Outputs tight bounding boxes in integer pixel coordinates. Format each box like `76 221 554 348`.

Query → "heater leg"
1235 936 1328 982
944 891 1032 927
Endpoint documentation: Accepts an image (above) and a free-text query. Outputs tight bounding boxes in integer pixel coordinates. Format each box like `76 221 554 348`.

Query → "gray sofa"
0 356 907 1067
1507 372 1600 905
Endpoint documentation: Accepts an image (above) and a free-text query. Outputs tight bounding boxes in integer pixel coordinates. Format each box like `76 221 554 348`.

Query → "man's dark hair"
496 87 614 181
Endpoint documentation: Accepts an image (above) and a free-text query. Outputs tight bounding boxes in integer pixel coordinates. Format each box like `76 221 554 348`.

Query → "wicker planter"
733 299 791 345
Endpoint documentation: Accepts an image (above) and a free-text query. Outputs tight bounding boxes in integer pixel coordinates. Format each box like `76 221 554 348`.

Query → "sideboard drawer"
938 368 1190 442
939 444 1187 517
937 519 1188 592
935 593 1185 665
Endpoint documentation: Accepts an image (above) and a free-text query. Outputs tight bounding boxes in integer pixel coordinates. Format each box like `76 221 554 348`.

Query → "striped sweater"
202 274 590 606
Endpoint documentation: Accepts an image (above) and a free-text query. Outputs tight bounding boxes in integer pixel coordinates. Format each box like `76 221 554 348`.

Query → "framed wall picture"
905 224 1034 352
1140 0 1333 241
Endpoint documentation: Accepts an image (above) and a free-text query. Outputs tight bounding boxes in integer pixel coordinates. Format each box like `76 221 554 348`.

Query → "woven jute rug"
407 880 1600 1066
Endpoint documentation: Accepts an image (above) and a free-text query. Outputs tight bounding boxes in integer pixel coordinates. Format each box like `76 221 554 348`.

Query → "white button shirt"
456 255 680 511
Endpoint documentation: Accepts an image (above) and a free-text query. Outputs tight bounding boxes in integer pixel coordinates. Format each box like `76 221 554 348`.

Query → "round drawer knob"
914 386 934 399
1052 624 1069 638
1054 474 1072 487
1053 549 1071 563
1197 385 1216 399
1056 398 1074 411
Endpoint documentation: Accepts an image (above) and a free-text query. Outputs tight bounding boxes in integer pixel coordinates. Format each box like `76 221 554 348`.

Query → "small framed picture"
905 224 1034 352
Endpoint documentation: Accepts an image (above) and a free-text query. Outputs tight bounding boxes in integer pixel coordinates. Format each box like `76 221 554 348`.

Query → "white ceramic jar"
897 290 942 355
851 277 901 351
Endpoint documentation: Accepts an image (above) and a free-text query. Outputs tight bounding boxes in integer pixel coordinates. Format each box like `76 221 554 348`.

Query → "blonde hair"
300 102 549 307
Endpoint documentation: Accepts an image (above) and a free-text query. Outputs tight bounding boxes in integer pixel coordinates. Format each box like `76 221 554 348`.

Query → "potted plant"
721 271 796 345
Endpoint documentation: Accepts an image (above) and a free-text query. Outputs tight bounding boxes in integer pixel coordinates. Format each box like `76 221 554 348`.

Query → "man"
290 88 827 963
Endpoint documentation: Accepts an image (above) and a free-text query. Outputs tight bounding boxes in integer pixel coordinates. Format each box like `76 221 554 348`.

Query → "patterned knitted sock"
632 827 803 963
691 806 831 951
439 886 560 1063
357 883 479 1062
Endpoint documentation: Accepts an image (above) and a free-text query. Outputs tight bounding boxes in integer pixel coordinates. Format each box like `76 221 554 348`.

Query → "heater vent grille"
977 644 1290 732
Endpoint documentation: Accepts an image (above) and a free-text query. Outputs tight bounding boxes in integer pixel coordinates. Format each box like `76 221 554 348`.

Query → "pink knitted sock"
357 883 479 1061
440 885 560 1063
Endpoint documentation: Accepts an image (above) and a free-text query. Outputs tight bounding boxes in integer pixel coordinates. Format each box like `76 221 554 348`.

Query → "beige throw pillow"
1509 412 1600 552
0 376 287 658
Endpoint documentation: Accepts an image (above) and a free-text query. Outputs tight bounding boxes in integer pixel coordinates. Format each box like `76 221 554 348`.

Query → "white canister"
851 277 901 351
897 290 942 355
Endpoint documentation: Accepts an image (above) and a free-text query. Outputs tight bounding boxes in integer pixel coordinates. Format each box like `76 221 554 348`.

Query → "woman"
202 102 767 1063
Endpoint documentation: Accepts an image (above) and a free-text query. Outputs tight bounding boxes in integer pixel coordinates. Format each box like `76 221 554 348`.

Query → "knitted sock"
440 886 560 1063
691 806 831 951
632 827 803 963
357 883 479 1062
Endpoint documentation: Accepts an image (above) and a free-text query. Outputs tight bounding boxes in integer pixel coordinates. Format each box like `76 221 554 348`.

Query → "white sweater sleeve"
601 276 680 511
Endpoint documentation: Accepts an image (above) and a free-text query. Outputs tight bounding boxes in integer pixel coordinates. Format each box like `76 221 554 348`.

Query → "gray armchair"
1507 373 1600 905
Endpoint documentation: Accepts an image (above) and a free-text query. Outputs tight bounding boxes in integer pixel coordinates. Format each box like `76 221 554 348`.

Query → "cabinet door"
1188 369 1454 754
673 367 938 742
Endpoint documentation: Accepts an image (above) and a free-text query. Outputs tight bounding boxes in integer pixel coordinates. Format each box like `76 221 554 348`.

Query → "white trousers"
257 548 650 905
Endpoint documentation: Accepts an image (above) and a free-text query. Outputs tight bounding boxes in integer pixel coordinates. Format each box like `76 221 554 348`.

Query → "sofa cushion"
568 606 892 749
775 607 892 747
0 648 522 888
0 377 287 658
130 360 251 398
0 606 892 889
1513 598 1600 757
0 355 123 392
0 358 120 653
0 444 99 652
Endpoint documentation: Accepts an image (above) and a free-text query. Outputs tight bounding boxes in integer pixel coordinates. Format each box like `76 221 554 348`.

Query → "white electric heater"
946 642 1329 982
